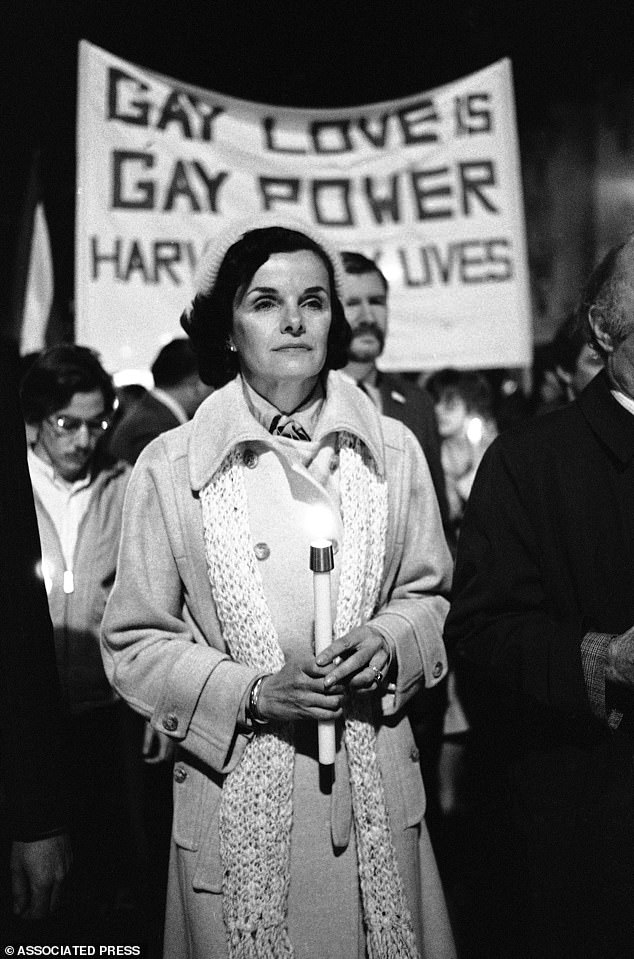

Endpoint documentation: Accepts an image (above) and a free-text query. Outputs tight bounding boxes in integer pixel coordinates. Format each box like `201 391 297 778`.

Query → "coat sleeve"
370 422 453 716
443 438 589 715
101 442 258 774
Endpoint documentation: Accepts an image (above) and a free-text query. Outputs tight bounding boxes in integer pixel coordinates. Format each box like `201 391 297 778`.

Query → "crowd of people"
2 214 633 959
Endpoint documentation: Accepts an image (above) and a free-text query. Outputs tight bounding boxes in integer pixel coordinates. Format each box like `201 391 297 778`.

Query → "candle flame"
303 502 338 544
36 558 54 595
466 415 484 445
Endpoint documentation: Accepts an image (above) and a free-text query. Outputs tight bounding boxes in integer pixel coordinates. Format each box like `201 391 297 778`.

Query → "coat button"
243 449 258 468
410 747 420 763
162 713 178 732
173 765 188 784
254 542 270 561
432 661 443 679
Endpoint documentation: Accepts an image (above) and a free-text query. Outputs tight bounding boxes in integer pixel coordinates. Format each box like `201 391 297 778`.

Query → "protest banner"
76 41 532 374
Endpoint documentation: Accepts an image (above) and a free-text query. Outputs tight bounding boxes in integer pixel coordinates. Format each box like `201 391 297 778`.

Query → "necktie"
269 413 311 441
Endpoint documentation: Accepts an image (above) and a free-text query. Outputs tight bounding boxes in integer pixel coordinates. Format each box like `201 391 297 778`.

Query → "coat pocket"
192 786 223 893
377 716 426 830
172 760 211 851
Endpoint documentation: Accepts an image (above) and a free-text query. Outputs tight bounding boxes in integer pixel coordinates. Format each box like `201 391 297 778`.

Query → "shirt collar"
610 388 634 417
241 377 325 437
151 388 189 425
340 367 378 389
187 370 386 490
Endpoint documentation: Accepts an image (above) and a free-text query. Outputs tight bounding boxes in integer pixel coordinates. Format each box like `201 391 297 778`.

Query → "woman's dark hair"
425 367 493 417
181 227 351 387
20 344 116 424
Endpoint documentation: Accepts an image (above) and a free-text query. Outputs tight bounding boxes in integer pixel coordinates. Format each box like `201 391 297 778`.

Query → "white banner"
76 41 532 374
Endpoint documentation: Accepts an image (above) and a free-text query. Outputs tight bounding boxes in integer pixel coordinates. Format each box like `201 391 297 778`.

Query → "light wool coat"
102 371 456 959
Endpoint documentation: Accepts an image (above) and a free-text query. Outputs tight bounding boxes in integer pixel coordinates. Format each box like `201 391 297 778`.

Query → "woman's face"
435 392 469 439
230 250 332 395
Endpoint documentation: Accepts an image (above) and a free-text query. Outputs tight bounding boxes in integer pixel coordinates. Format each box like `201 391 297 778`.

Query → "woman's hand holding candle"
254 652 345 723
254 627 392 724
316 625 393 692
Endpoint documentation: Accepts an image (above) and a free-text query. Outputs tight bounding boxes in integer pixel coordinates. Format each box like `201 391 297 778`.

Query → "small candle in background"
310 539 336 766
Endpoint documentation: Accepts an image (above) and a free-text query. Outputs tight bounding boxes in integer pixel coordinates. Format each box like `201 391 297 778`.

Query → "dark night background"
2 0 634 347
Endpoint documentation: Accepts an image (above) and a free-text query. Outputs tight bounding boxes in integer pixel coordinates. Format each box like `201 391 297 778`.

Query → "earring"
226 340 236 353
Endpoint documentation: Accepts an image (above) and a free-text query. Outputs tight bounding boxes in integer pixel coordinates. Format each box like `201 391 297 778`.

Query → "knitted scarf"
200 432 420 959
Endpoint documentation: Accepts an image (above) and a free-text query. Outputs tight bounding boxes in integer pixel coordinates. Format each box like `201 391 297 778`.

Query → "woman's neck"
242 374 320 415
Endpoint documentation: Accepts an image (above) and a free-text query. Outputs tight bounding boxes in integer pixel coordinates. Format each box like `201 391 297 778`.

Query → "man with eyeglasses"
20 344 132 929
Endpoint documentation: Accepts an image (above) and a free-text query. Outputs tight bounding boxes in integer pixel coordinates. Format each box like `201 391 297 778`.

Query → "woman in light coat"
101 215 456 959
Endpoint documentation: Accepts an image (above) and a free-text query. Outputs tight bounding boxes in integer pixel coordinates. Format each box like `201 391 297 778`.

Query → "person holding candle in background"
425 368 497 546
20 346 135 927
101 214 455 959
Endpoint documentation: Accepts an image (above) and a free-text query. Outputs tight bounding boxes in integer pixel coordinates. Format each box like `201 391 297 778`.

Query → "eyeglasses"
46 413 112 437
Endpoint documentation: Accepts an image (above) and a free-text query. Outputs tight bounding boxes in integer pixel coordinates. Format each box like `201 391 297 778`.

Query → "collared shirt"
341 368 383 415
151 388 189 425
610 387 634 417
28 449 94 584
241 377 325 440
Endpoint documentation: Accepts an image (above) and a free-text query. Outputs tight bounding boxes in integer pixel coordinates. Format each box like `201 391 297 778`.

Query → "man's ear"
588 306 614 355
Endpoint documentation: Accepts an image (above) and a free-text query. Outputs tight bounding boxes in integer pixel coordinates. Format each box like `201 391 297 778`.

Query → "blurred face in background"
557 343 603 400
34 390 109 482
571 344 603 396
435 391 469 440
342 270 388 362
539 368 564 405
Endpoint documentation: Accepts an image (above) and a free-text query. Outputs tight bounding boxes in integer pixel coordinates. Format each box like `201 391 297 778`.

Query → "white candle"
310 539 336 765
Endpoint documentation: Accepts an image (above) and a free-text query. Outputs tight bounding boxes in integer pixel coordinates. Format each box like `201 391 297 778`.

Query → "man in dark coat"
108 337 212 465
340 251 450 535
340 251 451 806
444 236 634 959
0 347 71 923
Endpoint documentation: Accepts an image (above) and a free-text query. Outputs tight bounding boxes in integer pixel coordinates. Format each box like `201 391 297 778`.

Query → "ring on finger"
369 664 383 686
